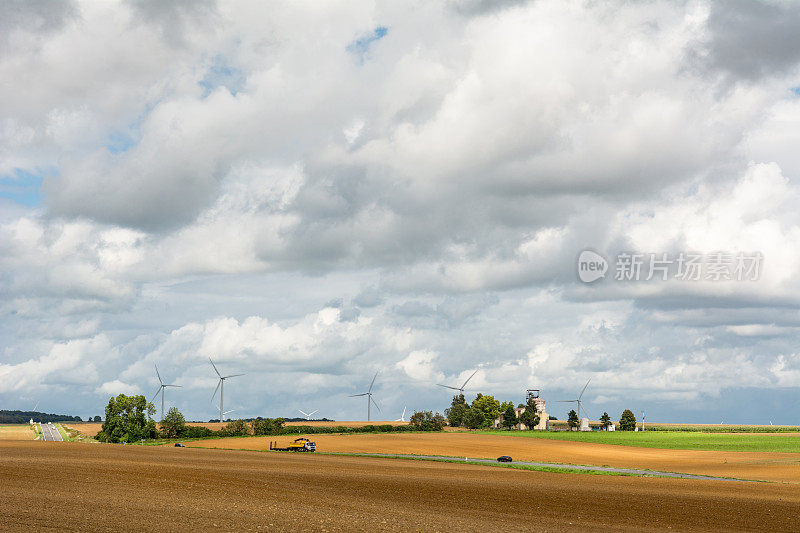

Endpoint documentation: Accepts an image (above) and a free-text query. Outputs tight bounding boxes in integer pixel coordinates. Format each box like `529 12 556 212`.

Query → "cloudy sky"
2 0 800 424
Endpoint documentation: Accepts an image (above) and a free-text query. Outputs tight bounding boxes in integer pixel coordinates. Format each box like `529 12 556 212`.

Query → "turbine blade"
151 386 162 403
165 384 181 388
154 364 163 385
368 371 378 393
209 358 222 378
461 369 478 390
370 395 382 413
223 373 245 379
349 393 368 397
436 384 460 391
309 410 318 416
578 378 591 400
211 380 221 403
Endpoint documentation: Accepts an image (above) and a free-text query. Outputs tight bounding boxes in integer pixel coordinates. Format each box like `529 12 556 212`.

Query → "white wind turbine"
437 369 479 397
556 379 591 421
395 407 407 422
349 371 381 421
151 364 181 421
298 409 318 421
210 358 245 423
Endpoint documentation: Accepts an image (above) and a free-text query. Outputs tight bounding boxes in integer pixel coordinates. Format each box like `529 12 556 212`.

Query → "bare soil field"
0 424 34 440
188 432 800 483
3 440 800 532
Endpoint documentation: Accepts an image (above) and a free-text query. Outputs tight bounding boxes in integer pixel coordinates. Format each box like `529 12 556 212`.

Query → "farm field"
185 432 800 483
3 440 800 532
478 429 800 452
0 424 35 440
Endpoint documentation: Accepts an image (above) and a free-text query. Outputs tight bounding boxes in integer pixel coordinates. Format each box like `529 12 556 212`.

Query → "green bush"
409 410 446 431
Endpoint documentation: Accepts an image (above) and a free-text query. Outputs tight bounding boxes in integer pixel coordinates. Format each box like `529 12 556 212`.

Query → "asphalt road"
39 423 63 442
340 453 754 482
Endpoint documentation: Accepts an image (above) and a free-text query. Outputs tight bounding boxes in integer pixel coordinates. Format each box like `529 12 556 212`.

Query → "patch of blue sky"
0 167 55 206
106 130 137 154
199 58 246 97
347 26 388 63
791 86 800 97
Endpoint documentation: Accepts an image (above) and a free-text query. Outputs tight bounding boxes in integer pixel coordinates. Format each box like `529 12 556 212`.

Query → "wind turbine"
349 371 381 421
556 379 591 420
395 407 407 422
298 409 318 421
436 369 478 397
151 364 181 421
31 400 40 424
210 358 244 423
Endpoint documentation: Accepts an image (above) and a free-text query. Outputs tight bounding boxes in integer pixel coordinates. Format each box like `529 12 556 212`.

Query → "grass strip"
54 423 72 442
476 430 800 453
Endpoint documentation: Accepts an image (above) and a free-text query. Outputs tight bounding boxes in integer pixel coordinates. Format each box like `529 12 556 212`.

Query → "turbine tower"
210 358 244 423
555 378 591 420
151 364 181 421
298 409 318 421
436 369 478 397
349 371 380 421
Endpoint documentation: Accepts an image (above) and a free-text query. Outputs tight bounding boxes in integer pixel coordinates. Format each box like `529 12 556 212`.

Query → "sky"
2 0 800 424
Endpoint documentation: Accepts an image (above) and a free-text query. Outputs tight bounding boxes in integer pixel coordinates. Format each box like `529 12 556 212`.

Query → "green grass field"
478 430 800 453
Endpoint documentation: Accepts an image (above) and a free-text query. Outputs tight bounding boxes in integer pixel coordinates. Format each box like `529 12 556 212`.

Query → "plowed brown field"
3 440 800 532
187 432 800 483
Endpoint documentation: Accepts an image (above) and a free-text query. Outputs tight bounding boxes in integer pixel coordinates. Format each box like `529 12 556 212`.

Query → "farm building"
492 390 549 430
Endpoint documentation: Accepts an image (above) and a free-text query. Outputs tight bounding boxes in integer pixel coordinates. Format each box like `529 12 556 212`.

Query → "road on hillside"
40 423 63 442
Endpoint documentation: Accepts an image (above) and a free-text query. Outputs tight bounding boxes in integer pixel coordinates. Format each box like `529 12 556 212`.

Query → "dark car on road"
497 456 512 462
174 443 186 447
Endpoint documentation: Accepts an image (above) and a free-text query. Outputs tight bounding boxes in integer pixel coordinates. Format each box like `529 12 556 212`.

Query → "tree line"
94 395 446 443
0 410 85 424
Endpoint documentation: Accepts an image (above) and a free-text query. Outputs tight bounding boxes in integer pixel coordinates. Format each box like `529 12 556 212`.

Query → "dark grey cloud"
448 0 531 17
0 0 77 39
688 0 800 81
126 0 218 47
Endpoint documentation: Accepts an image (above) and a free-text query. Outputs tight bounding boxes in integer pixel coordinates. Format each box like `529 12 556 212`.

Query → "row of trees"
95 395 447 443
565 410 637 430
0 410 85 424
444 393 542 430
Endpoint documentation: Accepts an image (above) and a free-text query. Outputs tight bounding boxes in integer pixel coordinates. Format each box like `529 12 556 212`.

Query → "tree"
96 394 157 443
409 410 446 431
519 397 541 430
567 409 579 430
471 394 502 424
445 394 468 427
501 404 518 429
220 419 249 436
619 409 637 431
600 412 612 429
93 416 101 422
463 408 487 429
251 418 286 435
445 403 468 427
159 407 186 438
